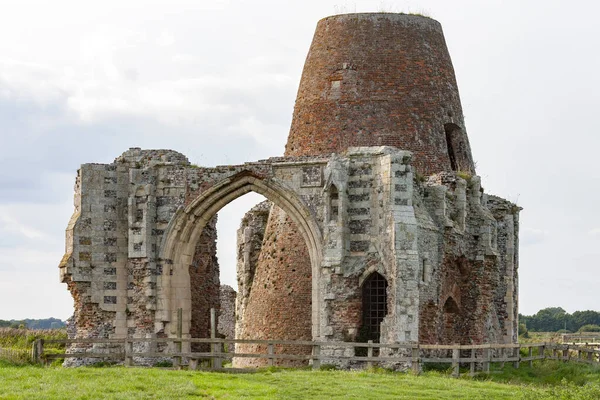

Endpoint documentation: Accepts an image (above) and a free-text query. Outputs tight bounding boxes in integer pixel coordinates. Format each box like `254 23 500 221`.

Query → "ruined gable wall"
415 173 520 345
60 162 129 339
61 149 193 340
218 285 236 341
189 216 219 347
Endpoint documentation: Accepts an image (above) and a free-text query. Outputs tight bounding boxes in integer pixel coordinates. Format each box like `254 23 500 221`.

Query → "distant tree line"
0 318 66 330
520 307 600 333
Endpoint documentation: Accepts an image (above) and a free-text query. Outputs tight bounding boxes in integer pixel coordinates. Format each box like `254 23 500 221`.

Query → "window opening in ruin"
444 123 460 171
421 258 429 283
443 296 459 314
361 272 388 342
441 296 460 345
329 185 339 222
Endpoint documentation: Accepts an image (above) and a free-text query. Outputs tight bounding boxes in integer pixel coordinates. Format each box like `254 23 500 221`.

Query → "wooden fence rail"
562 333 600 344
29 338 600 377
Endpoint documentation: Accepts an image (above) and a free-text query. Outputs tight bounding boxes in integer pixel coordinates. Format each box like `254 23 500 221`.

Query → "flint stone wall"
59 146 519 368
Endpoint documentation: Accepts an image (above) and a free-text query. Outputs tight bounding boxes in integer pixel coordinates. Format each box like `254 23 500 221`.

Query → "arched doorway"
157 171 323 343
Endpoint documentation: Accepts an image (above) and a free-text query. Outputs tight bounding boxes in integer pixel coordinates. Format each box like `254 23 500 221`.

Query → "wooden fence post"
124 339 133 367
367 340 373 369
411 346 420 375
173 308 182 369
563 346 569 362
452 347 460 377
528 346 533 368
469 348 475 376
267 342 274 367
539 344 545 362
36 339 44 365
514 346 520 369
483 347 490 374
211 308 222 369
31 340 38 364
312 343 321 370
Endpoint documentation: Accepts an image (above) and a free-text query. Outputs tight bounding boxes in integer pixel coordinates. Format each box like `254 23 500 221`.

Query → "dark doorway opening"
361 272 388 342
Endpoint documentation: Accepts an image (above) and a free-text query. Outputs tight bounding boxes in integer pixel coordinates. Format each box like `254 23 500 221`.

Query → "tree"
578 324 600 332
520 308 600 332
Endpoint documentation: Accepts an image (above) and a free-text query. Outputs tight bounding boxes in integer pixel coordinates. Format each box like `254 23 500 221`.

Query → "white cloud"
0 48 295 143
588 228 600 236
520 227 549 246
156 31 176 47
0 213 46 240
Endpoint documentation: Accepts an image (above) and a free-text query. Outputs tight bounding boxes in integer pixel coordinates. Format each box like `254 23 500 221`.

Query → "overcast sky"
0 0 598 321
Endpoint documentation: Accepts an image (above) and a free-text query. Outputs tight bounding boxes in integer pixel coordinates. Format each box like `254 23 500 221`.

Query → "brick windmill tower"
234 13 512 367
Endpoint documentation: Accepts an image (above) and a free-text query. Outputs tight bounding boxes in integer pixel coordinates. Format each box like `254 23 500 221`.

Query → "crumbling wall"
416 173 520 345
218 285 236 341
60 145 519 369
235 201 270 338
60 149 191 344
189 216 219 348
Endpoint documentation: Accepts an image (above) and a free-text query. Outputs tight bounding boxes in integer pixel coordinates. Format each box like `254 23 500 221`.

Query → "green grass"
482 360 600 386
0 363 599 399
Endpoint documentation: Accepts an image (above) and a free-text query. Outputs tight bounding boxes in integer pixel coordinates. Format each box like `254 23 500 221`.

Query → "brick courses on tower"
285 13 476 175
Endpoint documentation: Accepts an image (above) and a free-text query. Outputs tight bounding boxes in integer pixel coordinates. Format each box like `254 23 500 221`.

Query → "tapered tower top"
285 13 475 175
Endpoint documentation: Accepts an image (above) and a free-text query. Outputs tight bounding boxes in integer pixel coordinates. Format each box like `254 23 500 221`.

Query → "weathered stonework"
218 285 236 342
59 13 520 369
60 147 518 362
235 200 270 335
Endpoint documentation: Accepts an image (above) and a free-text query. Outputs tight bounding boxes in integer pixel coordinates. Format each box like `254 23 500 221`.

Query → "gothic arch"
157 170 324 338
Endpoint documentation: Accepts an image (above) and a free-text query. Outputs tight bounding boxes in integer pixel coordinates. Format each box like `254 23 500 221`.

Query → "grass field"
1 361 599 399
1 329 599 399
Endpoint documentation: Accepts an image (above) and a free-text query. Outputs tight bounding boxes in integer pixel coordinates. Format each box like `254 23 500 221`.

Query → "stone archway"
157 171 323 340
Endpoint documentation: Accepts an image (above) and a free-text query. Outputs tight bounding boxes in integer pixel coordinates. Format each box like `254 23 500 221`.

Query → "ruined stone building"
59 13 520 366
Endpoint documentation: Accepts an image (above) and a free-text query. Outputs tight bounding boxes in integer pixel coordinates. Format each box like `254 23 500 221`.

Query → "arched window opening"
421 258 431 283
361 272 388 342
329 185 339 222
444 123 461 171
441 296 460 344
443 296 459 314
